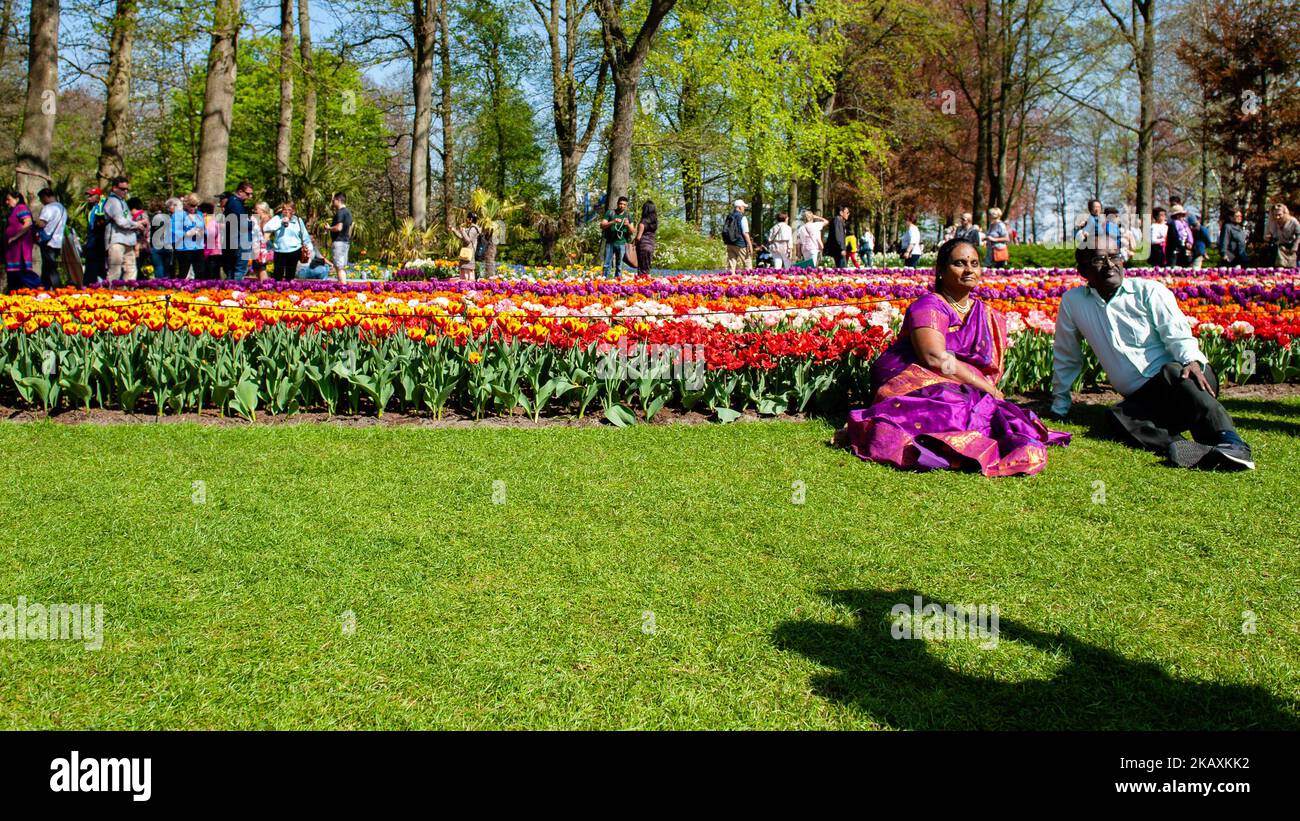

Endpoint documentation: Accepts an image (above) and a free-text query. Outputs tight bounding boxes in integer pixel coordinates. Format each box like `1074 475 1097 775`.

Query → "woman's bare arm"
911 326 1003 399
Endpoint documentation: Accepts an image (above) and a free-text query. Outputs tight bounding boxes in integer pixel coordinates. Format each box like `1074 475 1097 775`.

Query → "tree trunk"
604 64 638 203
15 0 59 204
537 0 607 236
787 178 798 221
1134 0 1154 224
196 0 240 197
0 0 16 70
437 0 454 230
298 0 316 171
97 0 137 186
410 0 435 229
275 0 294 193
594 0 677 206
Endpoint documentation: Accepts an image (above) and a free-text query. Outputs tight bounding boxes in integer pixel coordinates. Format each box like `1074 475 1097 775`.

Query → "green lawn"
2 398 1298 729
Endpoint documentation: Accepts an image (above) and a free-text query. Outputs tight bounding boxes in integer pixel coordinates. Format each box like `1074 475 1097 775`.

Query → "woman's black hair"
640 200 657 232
467 212 478 224
933 237 980 291
198 202 214 215
3 189 24 204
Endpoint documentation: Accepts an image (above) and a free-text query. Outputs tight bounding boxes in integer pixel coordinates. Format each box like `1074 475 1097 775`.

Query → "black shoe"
1203 442 1255 471
1168 438 1212 468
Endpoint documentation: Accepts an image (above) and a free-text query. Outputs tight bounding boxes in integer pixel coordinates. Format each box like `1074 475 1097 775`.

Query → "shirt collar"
1086 274 1134 303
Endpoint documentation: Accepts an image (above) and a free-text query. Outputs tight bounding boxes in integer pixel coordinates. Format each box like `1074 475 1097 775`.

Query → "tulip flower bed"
1 267 1296 422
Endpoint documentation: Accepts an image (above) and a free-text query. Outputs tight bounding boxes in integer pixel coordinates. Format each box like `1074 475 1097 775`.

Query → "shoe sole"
1168 439 1212 468
1212 449 1256 471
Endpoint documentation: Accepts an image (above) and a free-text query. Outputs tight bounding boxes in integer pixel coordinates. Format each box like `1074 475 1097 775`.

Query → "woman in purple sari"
846 238 1069 476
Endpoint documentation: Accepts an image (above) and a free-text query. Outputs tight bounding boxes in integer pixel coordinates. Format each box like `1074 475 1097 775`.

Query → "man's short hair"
237 180 253 193
37 188 55 199
333 192 346 203
109 176 129 188
616 196 628 204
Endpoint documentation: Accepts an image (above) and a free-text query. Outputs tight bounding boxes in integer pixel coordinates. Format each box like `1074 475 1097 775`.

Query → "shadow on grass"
1221 399 1300 437
773 588 1300 730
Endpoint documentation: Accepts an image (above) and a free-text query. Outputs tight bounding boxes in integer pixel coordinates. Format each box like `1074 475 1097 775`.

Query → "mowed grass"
1 398 1298 730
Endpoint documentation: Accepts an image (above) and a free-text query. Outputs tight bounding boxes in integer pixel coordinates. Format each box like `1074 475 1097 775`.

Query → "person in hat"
1167 204 1193 267
724 199 753 274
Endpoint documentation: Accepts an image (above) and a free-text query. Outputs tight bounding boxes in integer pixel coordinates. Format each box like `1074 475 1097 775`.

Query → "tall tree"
275 0 294 192
15 0 60 204
410 0 436 228
195 0 241 196
298 0 317 171
593 0 677 203
97 0 139 184
437 0 454 229
531 0 608 234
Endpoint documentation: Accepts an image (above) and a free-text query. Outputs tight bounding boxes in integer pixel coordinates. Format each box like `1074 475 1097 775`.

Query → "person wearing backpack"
35 188 67 288
723 200 753 274
102 176 148 281
261 201 313 281
600 196 633 279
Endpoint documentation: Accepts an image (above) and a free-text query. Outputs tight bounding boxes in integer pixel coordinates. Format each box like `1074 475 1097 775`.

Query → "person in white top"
860 228 874 266
796 211 826 265
904 218 923 267
36 188 67 288
765 212 793 268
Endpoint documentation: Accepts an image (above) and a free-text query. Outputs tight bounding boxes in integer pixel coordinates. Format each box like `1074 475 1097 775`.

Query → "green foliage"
136 37 391 208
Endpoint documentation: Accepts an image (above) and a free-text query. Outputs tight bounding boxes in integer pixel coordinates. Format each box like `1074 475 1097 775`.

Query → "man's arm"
1150 284 1207 369
1051 296 1083 417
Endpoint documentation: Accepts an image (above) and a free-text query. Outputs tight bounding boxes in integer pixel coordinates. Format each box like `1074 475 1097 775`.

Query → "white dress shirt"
1052 276 1207 416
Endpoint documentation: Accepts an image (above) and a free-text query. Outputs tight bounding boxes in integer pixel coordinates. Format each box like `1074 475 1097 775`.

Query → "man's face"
960 212 971 225
1089 201 1102 216
1079 249 1125 292
238 186 252 200
840 208 850 220
86 192 99 204
616 201 627 213
115 181 130 196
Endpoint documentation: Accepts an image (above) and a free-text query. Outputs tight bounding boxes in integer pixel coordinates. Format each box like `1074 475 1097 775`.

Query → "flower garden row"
1 268 1295 422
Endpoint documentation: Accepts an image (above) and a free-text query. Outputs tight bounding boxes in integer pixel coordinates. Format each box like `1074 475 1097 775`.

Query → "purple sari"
846 293 1069 477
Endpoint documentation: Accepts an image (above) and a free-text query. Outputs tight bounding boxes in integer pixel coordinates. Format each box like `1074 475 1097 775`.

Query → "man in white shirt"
1051 243 1253 470
724 200 753 274
36 188 67 288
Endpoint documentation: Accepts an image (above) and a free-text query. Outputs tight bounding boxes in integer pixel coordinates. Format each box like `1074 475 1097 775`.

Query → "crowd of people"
2 177 354 291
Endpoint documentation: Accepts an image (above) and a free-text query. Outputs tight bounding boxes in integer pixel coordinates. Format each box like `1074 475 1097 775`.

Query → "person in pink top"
200 201 223 279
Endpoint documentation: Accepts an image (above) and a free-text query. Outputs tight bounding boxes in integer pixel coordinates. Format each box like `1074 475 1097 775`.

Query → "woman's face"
185 202 196 213
283 205 295 218
4 194 16 208
1234 211 1243 224
939 242 982 293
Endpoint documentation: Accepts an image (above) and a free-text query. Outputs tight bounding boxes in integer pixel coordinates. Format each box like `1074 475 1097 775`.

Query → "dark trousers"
83 242 105 284
827 251 845 268
173 250 203 280
1109 362 1236 452
39 243 62 288
273 251 300 281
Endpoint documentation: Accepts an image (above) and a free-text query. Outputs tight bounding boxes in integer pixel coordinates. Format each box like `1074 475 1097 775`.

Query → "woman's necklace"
942 291 973 315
